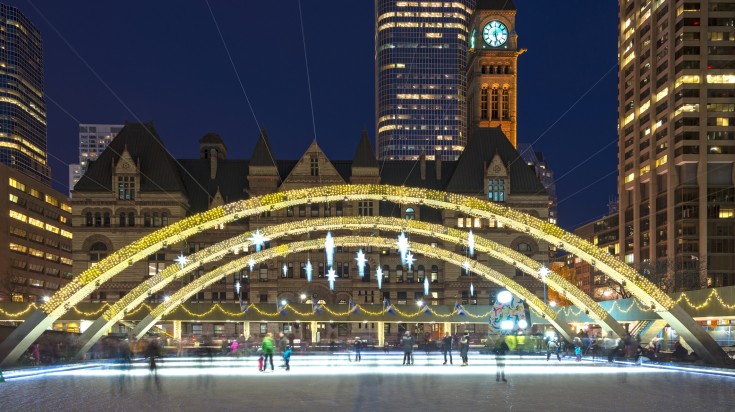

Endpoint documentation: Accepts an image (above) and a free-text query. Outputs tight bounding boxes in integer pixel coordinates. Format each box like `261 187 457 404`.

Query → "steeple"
248 128 280 194
351 130 380 183
250 129 277 168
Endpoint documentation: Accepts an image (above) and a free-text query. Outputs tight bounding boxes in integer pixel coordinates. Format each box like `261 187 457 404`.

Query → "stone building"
71 122 550 342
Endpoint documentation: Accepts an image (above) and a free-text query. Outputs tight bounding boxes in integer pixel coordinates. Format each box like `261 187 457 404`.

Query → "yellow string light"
71 303 111 317
42 184 675 320
0 303 38 317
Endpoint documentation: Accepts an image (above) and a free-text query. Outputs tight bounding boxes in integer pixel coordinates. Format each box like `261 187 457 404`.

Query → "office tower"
0 3 48 183
1 163 73 302
68 124 123 194
617 0 735 291
375 0 474 161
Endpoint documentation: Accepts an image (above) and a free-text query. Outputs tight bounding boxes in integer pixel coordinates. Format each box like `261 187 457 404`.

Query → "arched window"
94 212 102 227
491 88 499 120
431 265 439 283
103 212 110 227
119 213 126 227
418 265 425 282
406 266 414 283
153 212 161 227
382 265 390 284
86 212 93 227
517 242 533 255
144 213 151 227
128 212 135 227
259 263 269 282
502 88 510 120
362 264 371 282
161 213 169 226
89 242 107 267
405 207 415 220
480 87 488 120
395 265 403 283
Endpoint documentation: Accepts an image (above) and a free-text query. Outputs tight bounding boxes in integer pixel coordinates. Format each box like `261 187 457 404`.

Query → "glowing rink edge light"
13 360 682 379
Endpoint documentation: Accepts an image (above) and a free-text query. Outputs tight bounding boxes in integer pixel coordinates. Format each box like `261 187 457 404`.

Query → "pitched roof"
352 130 379 169
177 159 249 212
74 122 186 193
476 0 516 10
446 127 546 195
250 129 278 167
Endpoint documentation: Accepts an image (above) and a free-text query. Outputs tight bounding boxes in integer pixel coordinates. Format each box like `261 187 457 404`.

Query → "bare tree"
0 275 28 302
600 256 707 299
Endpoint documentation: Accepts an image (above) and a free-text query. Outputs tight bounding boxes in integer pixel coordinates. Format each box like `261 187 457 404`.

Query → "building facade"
68 124 123 195
617 0 735 291
0 3 48 184
71 123 550 342
375 0 474 161
1 163 73 303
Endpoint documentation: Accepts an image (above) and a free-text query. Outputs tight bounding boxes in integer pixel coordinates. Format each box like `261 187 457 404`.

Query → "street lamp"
539 264 549 305
497 290 512 304
300 294 306 303
501 318 514 331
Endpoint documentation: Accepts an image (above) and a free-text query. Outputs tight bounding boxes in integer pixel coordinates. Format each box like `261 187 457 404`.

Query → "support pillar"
243 322 250 339
638 319 668 345
377 321 385 347
310 321 318 344
172 321 182 340
443 322 451 337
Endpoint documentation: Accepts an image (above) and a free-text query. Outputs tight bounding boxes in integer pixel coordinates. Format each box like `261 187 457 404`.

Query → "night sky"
9 1 619 232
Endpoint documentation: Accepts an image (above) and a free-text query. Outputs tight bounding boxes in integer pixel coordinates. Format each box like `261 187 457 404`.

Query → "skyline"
9 0 619 231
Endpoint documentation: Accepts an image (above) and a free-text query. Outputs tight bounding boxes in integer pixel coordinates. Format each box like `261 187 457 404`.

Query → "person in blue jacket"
283 345 292 371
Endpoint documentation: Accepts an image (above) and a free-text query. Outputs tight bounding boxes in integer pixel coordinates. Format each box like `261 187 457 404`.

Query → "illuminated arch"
130 236 576 341
0 185 726 366
72 216 623 356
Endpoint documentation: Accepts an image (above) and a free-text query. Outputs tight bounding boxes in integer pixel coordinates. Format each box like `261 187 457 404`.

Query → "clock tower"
466 0 525 148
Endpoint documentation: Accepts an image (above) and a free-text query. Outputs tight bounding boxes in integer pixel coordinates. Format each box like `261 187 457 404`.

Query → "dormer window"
117 176 135 200
489 178 505 202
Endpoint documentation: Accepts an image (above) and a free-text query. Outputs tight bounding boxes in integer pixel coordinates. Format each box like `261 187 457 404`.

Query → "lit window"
488 178 505 202
405 207 415 220
9 177 26 191
720 209 734 219
117 176 135 200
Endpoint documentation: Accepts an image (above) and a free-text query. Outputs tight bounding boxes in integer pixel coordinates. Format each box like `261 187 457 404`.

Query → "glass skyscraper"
0 3 48 184
375 0 474 161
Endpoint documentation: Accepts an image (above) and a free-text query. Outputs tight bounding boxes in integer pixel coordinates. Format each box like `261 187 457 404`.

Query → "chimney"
420 154 426 180
210 148 218 180
435 156 442 180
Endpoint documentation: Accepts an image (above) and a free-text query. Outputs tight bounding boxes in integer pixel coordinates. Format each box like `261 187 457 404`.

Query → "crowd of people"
19 326 700 372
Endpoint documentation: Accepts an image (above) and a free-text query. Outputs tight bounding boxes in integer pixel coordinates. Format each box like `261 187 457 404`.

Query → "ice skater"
261 332 275 371
547 337 561 362
460 333 470 366
354 337 363 362
402 332 415 365
495 338 510 382
283 345 292 371
441 332 453 365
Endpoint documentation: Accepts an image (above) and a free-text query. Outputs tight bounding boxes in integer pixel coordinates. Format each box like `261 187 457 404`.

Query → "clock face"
483 20 508 47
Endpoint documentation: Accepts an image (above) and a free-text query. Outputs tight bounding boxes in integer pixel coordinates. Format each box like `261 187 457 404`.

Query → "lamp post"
539 264 549 306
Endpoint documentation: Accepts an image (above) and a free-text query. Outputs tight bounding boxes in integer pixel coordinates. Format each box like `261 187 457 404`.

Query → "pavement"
1 353 733 411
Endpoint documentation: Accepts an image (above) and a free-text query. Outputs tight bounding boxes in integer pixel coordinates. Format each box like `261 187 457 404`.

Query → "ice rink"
1 354 733 411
